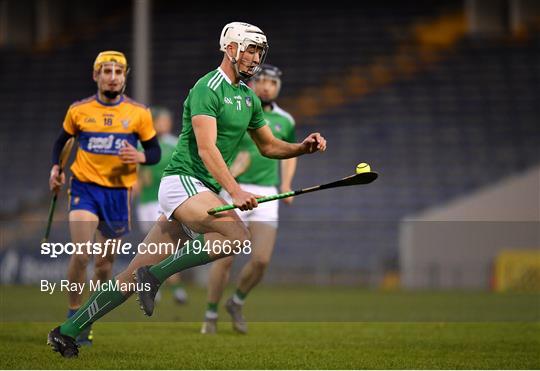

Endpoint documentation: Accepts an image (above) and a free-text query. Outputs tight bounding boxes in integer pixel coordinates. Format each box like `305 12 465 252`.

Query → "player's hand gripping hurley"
208 171 378 215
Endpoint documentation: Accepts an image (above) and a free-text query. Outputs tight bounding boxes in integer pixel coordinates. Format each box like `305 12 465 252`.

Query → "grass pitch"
1 285 539 369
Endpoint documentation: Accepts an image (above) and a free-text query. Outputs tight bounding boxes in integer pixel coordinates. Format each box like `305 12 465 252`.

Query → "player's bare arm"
280 157 297 204
192 114 258 211
229 151 251 178
249 124 327 158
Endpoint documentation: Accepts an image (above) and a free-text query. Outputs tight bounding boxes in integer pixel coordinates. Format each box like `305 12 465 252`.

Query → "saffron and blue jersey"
63 94 156 188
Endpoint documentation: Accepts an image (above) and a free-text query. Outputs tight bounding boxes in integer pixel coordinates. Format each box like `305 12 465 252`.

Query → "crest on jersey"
121 119 130 128
245 96 252 107
274 123 282 132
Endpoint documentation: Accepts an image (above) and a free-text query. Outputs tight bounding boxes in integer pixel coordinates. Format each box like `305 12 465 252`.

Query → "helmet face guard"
220 22 269 80
93 51 129 97
236 39 269 80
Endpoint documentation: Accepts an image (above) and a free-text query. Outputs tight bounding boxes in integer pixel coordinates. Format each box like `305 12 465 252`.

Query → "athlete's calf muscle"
116 217 191 287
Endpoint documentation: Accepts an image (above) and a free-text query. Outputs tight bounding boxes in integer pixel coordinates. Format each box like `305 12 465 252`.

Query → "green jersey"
163 68 266 192
139 134 178 204
236 103 296 186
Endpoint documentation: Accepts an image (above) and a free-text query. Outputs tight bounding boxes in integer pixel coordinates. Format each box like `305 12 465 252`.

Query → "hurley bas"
41 279 151 295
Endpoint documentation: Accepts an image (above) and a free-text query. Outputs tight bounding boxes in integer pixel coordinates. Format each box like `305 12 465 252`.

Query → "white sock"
205 310 218 320
232 294 245 306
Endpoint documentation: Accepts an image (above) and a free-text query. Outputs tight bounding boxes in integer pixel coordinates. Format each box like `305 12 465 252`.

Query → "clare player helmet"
219 22 269 78
93 51 129 73
93 51 129 97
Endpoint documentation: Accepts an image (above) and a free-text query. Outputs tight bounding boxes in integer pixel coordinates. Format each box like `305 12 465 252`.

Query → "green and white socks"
206 289 248 320
206 302 219 320
232 289 248 305
149 235 211 283
60 280 127 338
59 235 213 338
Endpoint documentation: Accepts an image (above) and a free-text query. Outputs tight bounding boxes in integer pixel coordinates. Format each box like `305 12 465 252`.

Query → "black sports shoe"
133 265 161 316
47 326 79 358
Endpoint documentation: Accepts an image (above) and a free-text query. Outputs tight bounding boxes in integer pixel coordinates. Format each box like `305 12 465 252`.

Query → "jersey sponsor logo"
88 135 120 151
245 96 252 107
84 117 96 123
78 131 138 155
224 97 233 105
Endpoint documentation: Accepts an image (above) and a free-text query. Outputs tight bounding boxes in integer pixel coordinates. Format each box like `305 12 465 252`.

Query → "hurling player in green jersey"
48 22 326 358
202 64 297 334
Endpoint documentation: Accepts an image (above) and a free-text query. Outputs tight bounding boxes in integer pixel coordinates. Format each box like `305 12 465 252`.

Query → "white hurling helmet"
219 22 269 79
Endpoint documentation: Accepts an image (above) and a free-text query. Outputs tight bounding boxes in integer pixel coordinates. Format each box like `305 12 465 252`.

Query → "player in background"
135 106 187 304
48 51 161 345
202 64 296 334
48 22 326 358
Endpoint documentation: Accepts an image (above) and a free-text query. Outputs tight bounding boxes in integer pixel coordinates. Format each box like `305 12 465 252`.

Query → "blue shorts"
68 177 131 238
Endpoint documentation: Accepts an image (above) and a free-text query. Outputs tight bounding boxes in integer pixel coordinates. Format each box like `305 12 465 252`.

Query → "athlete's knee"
216 255 234 269
71 253 90 268
230 226 251 245
251 256 271 272
94 259 113 279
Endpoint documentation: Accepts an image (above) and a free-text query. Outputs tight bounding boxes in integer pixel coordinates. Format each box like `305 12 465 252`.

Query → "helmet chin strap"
225 49 241 79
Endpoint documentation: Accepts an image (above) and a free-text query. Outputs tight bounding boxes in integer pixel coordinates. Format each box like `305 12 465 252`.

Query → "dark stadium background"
0 3 539 368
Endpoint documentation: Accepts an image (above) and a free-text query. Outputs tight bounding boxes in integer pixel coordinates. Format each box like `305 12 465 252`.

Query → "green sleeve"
189 82 220 118
248 94 266 130
284 118 297 143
